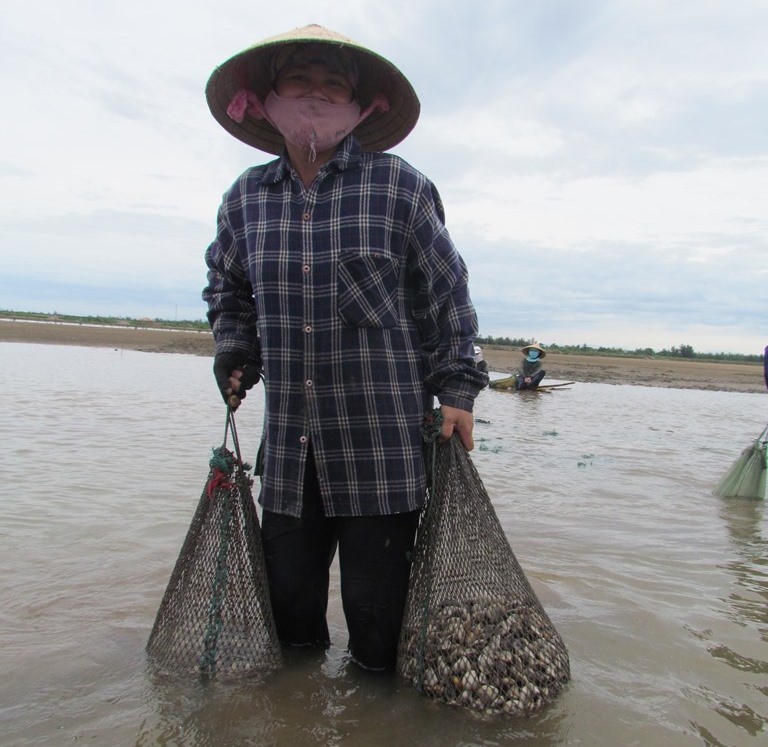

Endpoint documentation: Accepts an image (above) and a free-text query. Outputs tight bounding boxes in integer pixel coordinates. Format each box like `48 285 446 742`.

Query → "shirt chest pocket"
337 250 401 329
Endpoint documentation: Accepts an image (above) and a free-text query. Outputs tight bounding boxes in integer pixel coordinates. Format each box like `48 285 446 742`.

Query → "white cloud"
443 156 768 249
1 0 766 353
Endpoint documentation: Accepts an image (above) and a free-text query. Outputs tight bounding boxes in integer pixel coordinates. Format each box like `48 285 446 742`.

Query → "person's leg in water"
261 448 335 648
336 510 420 670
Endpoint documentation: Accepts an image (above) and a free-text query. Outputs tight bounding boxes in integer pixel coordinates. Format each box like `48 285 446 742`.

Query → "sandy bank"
1 319 764 393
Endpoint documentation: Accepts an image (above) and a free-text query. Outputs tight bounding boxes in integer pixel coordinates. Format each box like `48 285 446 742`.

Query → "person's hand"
439 405 475 451
213 352 262 408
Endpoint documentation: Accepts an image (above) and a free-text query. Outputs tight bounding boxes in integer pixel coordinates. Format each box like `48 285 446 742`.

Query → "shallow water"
0 342 766 746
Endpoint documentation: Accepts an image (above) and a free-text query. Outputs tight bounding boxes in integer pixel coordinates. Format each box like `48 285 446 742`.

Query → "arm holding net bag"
146 408 281 678
397 411 570 715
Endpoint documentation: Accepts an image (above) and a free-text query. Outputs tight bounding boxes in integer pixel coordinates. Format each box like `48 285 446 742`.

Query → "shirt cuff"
214 335 260 362
437 382 482 413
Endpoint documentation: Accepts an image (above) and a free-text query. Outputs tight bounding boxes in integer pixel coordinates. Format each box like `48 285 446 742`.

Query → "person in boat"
202 24 487 671
515 342 547 390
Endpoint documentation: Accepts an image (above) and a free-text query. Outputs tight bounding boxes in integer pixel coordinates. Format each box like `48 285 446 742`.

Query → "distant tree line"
0 309 209 332
475 335 764 364
1 310 762 363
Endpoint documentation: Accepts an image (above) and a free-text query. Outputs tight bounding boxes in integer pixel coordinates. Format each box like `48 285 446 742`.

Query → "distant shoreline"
1 319 765 393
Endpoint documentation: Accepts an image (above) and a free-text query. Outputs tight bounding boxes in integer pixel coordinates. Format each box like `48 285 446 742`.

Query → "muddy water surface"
1 343 765 746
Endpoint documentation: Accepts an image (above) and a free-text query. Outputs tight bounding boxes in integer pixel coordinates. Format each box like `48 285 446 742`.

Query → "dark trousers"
516 369 546 389
261 451 420 670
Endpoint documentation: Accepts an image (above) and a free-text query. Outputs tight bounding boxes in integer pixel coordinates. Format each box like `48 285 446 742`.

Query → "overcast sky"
1 0 766 354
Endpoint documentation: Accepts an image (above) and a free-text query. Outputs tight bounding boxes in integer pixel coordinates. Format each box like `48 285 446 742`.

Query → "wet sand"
1 319 764 393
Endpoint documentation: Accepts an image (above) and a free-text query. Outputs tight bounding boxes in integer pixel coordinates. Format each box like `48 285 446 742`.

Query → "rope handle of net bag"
223 364 267 461
221 391 268 478
222 403 246 466
421 408 445 494
226 374 267 473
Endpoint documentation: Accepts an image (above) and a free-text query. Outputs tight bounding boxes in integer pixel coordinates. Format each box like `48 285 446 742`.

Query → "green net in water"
714 425 767 500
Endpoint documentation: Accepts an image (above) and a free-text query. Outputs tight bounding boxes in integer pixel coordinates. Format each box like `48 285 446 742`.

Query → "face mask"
527 350 540 361
263 91 367 162
226 89 389 161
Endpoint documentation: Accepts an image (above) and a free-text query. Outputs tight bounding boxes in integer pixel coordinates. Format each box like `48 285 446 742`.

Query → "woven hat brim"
522 344 547 358
206 25 421 154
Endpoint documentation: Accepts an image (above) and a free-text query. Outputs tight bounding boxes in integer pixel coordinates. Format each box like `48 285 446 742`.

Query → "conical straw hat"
206 24 421 155
521 342 547 358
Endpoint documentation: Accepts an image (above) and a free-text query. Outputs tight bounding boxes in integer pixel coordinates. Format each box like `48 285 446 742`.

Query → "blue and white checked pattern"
203 136 487 517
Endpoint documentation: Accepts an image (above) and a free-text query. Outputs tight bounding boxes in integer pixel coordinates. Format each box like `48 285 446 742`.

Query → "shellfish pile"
399 596 570 716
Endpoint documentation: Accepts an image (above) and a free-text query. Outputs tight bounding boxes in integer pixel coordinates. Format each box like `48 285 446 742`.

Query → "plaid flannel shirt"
203 136 487 517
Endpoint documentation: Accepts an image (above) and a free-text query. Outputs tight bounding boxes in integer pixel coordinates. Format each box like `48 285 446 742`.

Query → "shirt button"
305 379 313 387
303 213 310 221
303 265 310 274
304 325 312 333
299 435 308 444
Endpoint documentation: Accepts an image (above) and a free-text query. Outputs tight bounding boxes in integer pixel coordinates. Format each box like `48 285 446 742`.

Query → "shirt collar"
327 135 364 172
259 135 364 185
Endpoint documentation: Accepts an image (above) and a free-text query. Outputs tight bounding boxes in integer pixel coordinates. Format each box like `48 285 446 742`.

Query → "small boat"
489 376 574 392
521 383 573 394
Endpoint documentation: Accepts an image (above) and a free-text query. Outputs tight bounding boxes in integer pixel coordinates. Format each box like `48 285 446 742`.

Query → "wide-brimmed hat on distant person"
206 24 420 155
521 342 547 358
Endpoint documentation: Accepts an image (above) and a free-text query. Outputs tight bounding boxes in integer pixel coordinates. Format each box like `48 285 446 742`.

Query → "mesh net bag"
146 410 281 678
397 412 570 716
713 424 767 500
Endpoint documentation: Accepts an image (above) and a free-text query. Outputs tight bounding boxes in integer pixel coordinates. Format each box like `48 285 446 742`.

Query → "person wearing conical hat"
516 342 547 390
202 25 488 671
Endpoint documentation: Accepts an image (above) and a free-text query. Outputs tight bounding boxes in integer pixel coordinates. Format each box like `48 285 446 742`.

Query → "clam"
399 595 570 715
461 669 481 692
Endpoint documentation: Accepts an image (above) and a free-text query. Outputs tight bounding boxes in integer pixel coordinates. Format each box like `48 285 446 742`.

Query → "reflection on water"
1 342 767 746
719 499 768 634
703 497 768 740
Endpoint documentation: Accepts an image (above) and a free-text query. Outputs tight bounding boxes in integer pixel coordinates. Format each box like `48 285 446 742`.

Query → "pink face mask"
264 91 364 161
226 89 389 161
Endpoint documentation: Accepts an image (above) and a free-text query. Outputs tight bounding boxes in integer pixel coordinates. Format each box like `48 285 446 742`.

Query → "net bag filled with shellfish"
146 410 281 678
397 423 570 716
